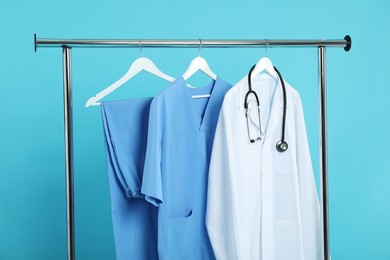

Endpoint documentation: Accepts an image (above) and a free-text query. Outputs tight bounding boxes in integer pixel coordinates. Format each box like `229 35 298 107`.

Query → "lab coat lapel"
264 79 284 140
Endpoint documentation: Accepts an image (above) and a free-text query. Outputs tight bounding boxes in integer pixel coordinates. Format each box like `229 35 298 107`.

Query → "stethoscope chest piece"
276 140 288 152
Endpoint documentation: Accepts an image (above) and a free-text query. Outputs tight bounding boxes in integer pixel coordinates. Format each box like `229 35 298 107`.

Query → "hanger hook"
264 39 269 57
139 39 143 57
198 39 202 57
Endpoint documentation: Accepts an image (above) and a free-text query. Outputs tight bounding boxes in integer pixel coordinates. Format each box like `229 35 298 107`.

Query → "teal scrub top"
141 77 232 260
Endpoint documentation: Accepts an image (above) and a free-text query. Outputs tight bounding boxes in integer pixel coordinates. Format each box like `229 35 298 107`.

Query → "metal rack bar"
34 34 352 51
35 34 351 260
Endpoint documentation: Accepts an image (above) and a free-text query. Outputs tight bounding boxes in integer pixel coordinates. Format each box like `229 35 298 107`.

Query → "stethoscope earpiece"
276 140 288 152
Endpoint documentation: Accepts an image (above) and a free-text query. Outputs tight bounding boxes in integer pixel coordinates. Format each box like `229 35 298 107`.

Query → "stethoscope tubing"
245 64 288 152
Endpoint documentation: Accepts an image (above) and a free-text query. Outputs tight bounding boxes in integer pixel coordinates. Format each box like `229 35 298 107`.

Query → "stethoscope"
244 64 288 152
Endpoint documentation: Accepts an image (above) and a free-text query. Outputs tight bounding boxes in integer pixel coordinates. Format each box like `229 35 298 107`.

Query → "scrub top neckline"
180 76 219 131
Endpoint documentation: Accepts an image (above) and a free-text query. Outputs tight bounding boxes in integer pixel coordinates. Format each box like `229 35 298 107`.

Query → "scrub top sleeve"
294 94 323 260
141 97 164 207
206 103 240 260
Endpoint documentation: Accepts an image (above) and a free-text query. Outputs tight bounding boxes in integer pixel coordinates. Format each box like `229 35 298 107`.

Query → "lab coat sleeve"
141 97 163 206
206 102 240 260
295 94 323 260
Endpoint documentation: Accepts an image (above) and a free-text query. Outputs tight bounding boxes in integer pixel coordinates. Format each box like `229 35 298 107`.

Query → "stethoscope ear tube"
244 65 262 142
273 66 288 152
244 65 258 108
244 90 260 109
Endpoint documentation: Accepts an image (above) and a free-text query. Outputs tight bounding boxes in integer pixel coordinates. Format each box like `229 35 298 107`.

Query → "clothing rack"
34 34 352 260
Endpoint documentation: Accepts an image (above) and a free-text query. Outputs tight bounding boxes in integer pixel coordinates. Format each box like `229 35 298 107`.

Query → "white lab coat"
206 73 322 260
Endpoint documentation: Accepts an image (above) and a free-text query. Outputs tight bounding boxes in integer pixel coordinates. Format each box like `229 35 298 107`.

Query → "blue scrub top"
141 77 232 260
101 99 158 260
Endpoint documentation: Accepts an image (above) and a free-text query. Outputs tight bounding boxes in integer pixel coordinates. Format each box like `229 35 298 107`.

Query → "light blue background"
1 0 389 259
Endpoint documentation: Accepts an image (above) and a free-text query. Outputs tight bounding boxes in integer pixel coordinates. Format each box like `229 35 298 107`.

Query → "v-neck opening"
181 77 218 131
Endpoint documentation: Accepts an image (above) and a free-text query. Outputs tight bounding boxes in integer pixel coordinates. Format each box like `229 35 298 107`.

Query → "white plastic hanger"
182 40 217 99
182 56 217 81
251 40 278 80
86 40 175 107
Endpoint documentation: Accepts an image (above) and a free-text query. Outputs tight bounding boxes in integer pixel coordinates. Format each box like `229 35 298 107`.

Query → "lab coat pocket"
275 220 301 260
274 171 299 220
166 210 194 259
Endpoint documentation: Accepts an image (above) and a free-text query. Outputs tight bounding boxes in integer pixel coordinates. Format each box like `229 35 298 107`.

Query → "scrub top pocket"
165 210 195 260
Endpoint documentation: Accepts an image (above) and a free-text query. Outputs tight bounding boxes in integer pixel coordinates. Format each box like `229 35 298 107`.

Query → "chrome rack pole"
34 34 352 50
62 47 75 260
319 46 329 260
